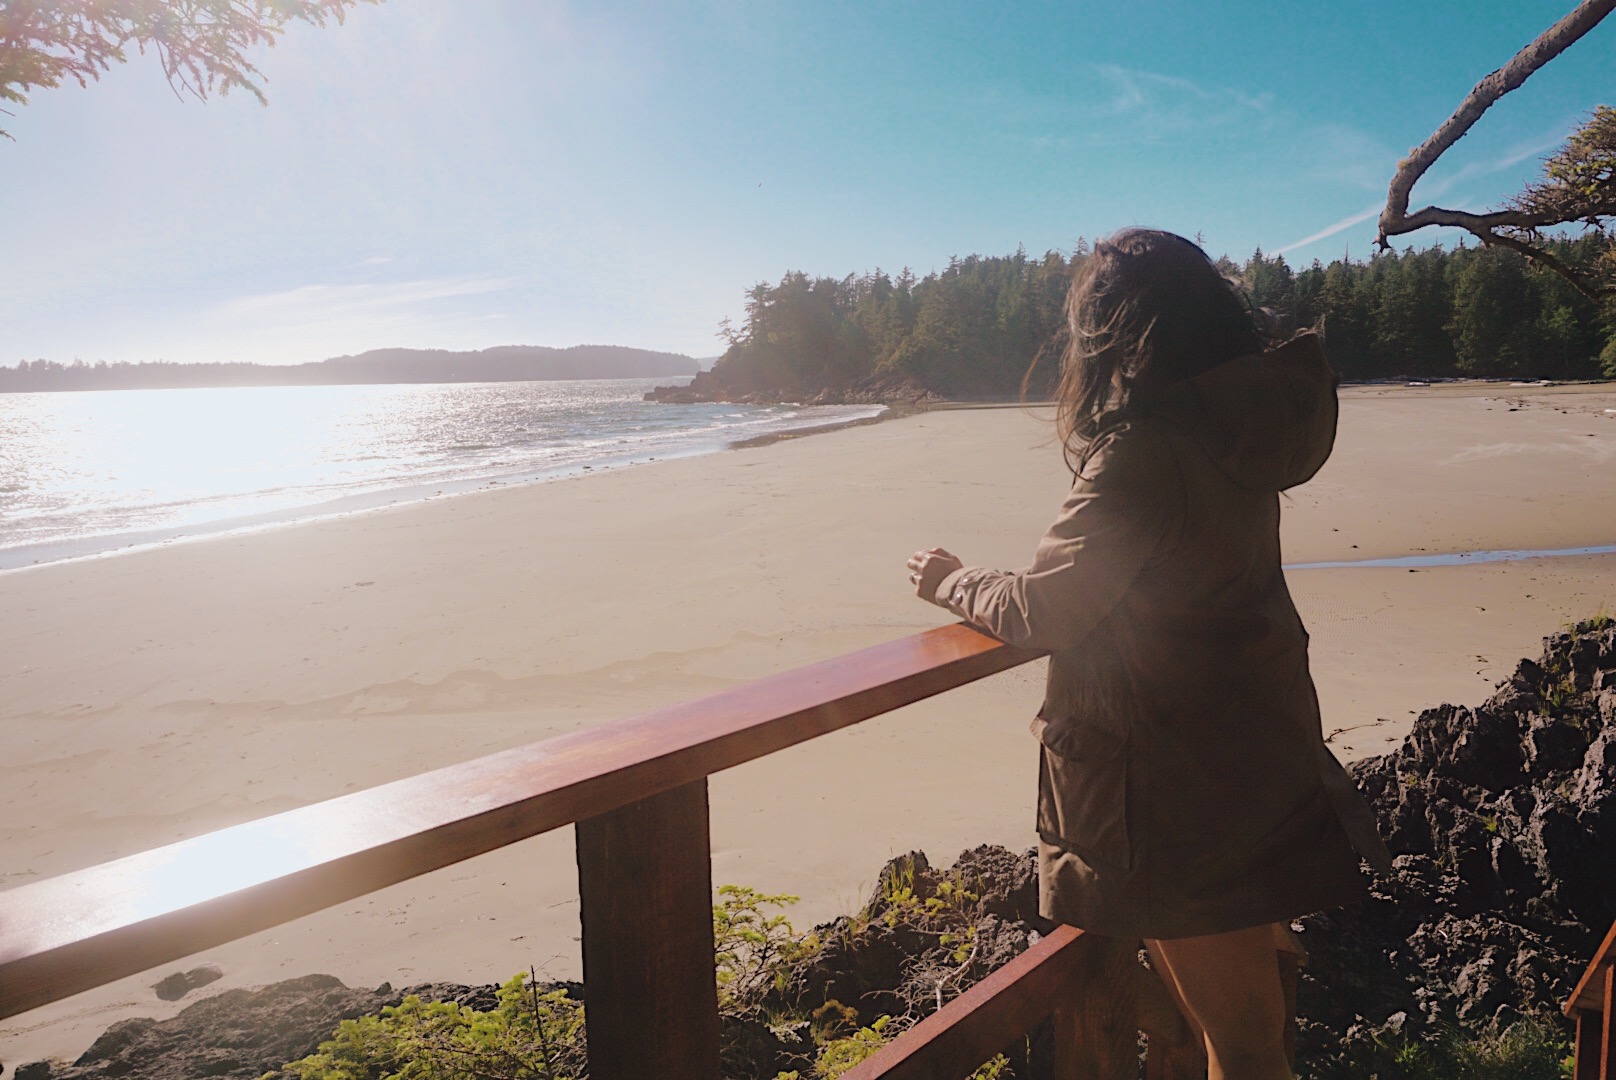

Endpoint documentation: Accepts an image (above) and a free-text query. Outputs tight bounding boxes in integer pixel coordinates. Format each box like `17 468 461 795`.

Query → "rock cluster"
151 965 224 1002
9 976 511 1080
1294 618 1616 1072
794 843 1050 1017
645 367 946 406
719 844 1052 1077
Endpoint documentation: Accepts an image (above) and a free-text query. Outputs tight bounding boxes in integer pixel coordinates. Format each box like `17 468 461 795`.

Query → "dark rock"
951 844 1052 930
394 981 503 1013
644 363 950 407
1525 712 1586 775
1299 620 1616 1076
21 974 505 1080
75 1018 157 1064
744 846 1048 1076
151 965 223 1002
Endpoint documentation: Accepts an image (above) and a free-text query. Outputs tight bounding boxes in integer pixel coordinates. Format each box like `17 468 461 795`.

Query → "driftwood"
1376 0 1616 299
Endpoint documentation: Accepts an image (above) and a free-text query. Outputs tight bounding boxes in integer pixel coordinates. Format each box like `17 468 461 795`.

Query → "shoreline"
7 373 1611 576
0 404 889 575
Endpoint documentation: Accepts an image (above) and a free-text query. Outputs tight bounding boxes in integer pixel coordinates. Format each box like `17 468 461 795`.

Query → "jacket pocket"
1034 718 1131 869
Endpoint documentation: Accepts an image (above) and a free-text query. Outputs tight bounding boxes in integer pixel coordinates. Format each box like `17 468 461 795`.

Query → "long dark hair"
1047 229 1265 472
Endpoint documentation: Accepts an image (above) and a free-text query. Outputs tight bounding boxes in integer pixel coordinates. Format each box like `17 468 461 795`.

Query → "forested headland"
0 344 701 394
650 235 1616 405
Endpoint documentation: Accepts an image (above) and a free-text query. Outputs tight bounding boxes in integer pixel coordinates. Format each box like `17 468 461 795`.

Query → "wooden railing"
0 622 1237 1077
1568 919 1616 1080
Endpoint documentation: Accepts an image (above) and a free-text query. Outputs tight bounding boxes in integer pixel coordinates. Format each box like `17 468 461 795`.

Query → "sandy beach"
3 381 1615 1067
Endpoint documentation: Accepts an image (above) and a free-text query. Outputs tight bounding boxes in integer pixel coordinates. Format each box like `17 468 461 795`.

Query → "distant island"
0 345 702 393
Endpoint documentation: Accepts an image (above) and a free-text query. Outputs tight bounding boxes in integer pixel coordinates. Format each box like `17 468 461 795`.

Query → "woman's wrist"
933 567 972 609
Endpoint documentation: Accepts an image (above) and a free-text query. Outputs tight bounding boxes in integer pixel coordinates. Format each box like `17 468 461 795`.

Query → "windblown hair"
1048 228 1266 472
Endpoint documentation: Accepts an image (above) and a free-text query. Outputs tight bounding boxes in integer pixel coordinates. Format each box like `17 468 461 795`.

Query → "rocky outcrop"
646 367 946 406
8 975 522 1080
151 965 224 1002
1295 618 1616 1073
786 845 1050 1024
717 844 1054 1077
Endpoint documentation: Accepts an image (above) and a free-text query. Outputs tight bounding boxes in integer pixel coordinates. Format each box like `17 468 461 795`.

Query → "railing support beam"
1053 935 1137 1079
576 779 720 1080
1575 1007 1601 1080
1602 965 1614 1080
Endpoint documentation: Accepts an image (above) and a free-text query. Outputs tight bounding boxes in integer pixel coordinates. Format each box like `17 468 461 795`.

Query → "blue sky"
1 1 1609 364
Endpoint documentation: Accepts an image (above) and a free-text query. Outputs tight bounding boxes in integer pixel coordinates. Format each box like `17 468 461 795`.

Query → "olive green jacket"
933 333 1390 939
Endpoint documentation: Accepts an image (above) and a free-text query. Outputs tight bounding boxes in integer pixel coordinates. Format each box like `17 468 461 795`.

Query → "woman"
906 229 1389 1080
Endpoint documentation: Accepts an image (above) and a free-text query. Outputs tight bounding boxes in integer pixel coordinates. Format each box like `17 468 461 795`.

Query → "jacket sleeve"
930 426 1183 652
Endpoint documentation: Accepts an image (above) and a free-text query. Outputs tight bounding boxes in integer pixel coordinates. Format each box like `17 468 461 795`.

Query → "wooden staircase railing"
1568 919 1616 1080
0 622 1287 1078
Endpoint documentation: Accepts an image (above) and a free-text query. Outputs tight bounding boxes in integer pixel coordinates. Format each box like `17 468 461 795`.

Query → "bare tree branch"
1391 206 1559 237
1374 0 1616 301
1378 0 1616 249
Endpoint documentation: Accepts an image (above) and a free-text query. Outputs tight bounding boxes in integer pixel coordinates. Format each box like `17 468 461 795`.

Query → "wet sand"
3 381 1614 1066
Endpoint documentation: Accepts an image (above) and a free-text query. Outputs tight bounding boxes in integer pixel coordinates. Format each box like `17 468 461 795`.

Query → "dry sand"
3 381 1615 1066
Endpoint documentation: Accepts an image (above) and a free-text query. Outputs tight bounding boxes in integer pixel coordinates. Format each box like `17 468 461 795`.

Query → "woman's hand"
907 547 963 601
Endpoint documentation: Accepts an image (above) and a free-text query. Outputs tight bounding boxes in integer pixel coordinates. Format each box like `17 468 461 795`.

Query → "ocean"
0 377 883 570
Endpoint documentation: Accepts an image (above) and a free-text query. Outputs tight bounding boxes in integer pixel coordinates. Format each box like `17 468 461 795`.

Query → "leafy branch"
0 0 378 139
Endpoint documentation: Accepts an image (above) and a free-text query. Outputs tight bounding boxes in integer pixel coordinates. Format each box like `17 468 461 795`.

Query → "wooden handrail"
1567 918 1616 1080
847 926 1212 1080
843 925 1089 1079
1569 919 1616 1014
0 622 1043 1021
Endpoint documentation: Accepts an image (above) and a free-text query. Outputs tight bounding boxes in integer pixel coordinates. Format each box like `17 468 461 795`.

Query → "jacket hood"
1146 332 1338 492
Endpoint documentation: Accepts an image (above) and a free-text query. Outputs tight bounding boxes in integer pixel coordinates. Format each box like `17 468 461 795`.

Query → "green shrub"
263 971 585 1080
271 879 1019 1080
1327 1016 1573 1080
714 884 820 1016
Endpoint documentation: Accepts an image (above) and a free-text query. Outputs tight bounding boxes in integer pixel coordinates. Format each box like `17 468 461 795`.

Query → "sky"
1 0 1610 365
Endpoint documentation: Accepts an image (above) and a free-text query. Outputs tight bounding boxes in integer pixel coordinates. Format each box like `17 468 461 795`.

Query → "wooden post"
1602 965 1614 1080
1052 935 1137 1080
1575 1007 1601 1080
1144 1036 1207 1080
576 779 720 1080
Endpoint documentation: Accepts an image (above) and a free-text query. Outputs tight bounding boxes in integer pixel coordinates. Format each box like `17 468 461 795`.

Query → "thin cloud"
1409 132 1570 201
1296 123 1400 192
1275 202 1383 256
1276 130 1576 257
1496 133 1569 171
1091 64 1273 135
984 66 1271 150
218 276 513 321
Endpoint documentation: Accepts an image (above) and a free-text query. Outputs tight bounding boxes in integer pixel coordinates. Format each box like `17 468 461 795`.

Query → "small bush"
1319 1015 1573 1080
271 878 1020 1080
263 971 585 1080
714 884 820 1016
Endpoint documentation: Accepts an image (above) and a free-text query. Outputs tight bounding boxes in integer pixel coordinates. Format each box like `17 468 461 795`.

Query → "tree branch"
1477 227 1616 300
1393 205 1558 236
1377 0 1616 247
